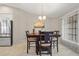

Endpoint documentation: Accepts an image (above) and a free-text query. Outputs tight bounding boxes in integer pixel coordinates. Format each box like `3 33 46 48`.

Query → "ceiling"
1 3 79 18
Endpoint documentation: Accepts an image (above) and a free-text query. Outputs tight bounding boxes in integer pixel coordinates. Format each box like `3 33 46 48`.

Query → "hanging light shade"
38 16 42 20
43 16 46 20
38 16 46 20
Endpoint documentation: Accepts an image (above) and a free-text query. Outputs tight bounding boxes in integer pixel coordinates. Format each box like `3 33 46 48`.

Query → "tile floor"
0 41 78 56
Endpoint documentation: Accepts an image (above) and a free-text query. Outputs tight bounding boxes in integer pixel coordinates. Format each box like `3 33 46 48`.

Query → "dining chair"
39 31 53 56
25 31 36 53
52 31 59 52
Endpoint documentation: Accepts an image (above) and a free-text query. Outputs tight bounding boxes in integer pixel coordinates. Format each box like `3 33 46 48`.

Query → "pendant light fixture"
38 3 46 20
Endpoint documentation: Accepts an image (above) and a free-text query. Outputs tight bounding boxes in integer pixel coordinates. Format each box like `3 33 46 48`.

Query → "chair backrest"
39 31 53 43
53 31 59 35
25 31 29 37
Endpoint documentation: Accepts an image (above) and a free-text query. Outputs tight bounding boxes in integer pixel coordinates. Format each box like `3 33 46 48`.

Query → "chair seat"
28 38 36 41
41 43 51 46
40 40 50 43
52 38 57 41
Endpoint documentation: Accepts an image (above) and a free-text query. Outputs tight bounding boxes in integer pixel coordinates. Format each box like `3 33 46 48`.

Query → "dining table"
27 31 61 55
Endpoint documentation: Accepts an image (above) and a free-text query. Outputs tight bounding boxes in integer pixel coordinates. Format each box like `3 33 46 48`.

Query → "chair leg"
50 52 52 56
53 41 55 48
57 40 58 52
50 48 52 56
28 42 30 49
39 46 41 56
27 41 28 53
50 46 52 56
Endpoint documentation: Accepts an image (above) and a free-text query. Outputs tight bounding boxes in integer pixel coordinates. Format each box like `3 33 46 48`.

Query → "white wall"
0 5 60 45
45 18 60 31
11 6 38 44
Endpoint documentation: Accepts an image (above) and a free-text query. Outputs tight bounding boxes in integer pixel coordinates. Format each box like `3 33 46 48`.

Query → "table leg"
57 37 58 52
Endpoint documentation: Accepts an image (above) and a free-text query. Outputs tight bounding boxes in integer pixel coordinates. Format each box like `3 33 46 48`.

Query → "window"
68 14 78 42
0 13 12 36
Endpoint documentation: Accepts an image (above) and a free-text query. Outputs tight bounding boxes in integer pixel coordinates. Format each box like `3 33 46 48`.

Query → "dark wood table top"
27 33 39 37
27 33 61 38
